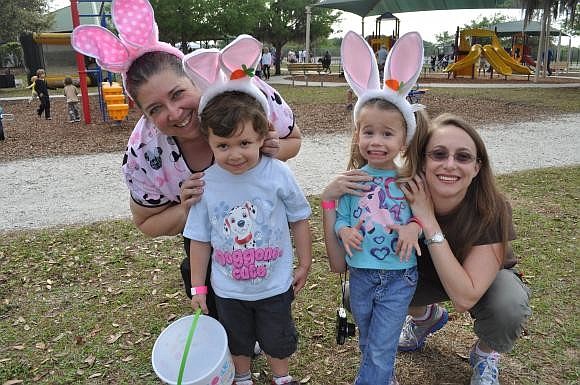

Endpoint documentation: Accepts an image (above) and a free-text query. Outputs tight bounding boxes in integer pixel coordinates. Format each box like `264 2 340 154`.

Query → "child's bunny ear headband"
70 0 183 98
341 31 424 144
182 34 269 118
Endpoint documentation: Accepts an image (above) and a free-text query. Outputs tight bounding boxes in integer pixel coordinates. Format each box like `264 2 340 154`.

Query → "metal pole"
305 6 311 63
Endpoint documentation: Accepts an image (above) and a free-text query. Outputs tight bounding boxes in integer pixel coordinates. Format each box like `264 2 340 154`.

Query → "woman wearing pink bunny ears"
71 0 302 317
322 30 429 385
324 32 530 385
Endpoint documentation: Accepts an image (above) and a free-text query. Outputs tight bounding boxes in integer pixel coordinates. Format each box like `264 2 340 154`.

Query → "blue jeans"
349 266 418 384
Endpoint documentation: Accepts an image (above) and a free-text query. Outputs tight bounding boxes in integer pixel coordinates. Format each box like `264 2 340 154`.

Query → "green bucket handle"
177 308 202 385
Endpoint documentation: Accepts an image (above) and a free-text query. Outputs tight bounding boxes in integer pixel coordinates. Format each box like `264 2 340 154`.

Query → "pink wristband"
321 200 336 210
408 216 423 229
190 286 208 296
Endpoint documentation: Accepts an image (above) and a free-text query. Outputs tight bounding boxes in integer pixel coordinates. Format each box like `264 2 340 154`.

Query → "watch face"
433 233 444 242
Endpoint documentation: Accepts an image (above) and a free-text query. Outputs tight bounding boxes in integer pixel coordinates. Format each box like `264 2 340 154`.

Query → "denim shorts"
215 286 297 359
349 266 418 384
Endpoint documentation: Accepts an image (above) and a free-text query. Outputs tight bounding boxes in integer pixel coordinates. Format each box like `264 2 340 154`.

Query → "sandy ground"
1 113 579 232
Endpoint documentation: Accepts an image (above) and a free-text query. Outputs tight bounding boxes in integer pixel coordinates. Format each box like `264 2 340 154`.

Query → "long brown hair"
401 113 511 261
347 98 430 172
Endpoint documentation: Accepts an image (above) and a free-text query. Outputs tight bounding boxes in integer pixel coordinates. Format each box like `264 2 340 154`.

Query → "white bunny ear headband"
182 34 269 118
341 31 424 144
70 0 183 97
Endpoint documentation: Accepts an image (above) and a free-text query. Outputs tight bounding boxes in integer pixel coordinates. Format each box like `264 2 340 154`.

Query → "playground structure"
366 12 400 54
511 32 536 68
19 1 130 124
445 28 533 78
69 0 129 124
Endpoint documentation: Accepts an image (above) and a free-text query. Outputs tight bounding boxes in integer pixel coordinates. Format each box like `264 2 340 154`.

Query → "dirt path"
2 113 579 233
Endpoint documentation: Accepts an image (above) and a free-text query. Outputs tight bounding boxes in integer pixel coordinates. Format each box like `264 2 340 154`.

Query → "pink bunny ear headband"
182 34 269 118
70 0 183 98
341 31 425 144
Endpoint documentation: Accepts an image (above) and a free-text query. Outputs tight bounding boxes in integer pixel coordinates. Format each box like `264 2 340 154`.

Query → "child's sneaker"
398 304 448 351
271 375 299 385
469 342 500 385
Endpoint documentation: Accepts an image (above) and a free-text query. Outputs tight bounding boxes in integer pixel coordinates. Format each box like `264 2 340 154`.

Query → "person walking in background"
184 35 311 385
35 68 52 120
63 77 81 122
376 45 388 80
322 31 428 385
547 47 553 76
261 47 272 80
26 75 38 104
322 50 332 73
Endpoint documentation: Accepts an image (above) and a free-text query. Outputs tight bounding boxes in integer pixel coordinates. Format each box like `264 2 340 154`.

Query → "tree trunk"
274 42 284 75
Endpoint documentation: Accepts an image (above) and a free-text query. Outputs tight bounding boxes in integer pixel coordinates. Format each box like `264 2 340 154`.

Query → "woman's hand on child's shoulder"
322 170 372 201
261 126 280 158
180 172 205 209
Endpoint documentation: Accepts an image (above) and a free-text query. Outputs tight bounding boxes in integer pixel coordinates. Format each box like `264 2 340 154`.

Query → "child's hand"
388 222 422 261
190 294 208 314
338 221 363 256
292 265 310 295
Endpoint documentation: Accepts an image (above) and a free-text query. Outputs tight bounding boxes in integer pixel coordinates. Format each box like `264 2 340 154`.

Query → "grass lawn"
0 166 578 385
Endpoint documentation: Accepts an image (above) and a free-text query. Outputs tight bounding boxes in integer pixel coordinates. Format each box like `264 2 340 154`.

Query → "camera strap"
339 271 348 308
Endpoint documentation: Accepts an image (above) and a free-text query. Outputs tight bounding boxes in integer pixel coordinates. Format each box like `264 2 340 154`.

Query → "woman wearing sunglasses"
323 113 530 384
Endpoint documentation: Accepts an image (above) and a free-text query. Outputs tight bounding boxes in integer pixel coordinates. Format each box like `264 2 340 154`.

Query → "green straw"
177 308 202 385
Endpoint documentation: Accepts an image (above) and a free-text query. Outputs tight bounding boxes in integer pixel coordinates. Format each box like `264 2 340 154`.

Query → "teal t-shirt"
335 165 417 270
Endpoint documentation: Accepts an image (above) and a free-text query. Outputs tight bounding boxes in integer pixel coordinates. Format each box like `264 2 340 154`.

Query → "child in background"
182 35 311 385
321 31 429 385
26 75 38 104
35 68 52 120
63 77 81 122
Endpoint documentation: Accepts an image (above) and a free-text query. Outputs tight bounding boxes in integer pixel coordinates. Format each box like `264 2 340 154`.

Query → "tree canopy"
253 1 339 74
0 0 53 43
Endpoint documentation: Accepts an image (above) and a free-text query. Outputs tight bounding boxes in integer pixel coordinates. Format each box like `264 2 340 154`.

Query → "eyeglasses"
426 149 478 164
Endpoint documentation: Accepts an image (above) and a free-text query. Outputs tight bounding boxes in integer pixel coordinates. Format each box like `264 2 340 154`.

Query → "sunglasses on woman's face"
426 148 478 164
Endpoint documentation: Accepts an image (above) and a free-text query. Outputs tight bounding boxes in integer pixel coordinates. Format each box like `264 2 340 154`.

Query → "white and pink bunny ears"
71 0 183 93
182 34 269 118
341 31 424 144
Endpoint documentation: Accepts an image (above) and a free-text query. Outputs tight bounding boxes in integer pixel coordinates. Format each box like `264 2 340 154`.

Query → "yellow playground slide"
491 43 533 75
445 44 482 73
482 45 512 76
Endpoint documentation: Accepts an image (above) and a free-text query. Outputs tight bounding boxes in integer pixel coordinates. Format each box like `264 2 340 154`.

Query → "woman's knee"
471 269 531 352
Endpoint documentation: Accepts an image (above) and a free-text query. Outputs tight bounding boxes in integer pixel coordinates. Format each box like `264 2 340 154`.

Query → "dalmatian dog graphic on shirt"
223 201 258 250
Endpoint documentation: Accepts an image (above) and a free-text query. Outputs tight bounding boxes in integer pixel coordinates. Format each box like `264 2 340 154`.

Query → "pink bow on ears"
182 35 270 118
71 0 183 75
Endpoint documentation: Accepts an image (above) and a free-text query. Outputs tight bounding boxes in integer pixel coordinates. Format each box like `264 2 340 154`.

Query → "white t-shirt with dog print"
183 156 311 301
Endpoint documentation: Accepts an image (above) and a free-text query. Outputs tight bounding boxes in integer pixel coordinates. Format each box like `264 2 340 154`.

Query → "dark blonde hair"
347 98 430 174
401 113 511 261
64 76 73 86
199 91 269 139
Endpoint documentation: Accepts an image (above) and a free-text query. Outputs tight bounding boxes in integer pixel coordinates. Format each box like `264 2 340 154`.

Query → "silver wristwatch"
424 231 445 246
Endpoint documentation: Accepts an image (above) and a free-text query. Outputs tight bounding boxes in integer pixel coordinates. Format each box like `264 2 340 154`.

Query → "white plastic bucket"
152 314 234 385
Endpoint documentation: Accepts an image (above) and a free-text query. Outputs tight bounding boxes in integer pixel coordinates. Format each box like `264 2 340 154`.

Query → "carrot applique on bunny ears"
182 34 270 118
70 0 183 97
341 31 425 144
